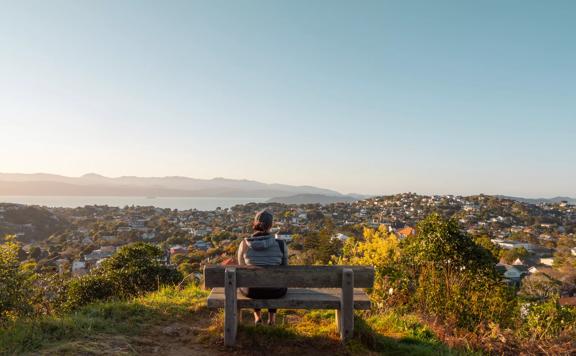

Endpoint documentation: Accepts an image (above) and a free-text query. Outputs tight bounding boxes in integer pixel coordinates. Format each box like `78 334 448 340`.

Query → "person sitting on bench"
236 209 288 325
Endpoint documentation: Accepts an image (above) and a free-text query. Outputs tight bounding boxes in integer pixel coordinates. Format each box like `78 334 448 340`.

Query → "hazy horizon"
0 171 574 199
1 1 575 197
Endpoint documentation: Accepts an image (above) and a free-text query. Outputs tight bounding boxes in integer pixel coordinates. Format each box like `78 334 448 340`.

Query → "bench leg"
335 309 341 333
340 268 354 342
238 308 243 323
224 267 237 347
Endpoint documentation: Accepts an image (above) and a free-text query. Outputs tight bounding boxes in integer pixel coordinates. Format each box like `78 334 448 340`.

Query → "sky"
0 0 575 197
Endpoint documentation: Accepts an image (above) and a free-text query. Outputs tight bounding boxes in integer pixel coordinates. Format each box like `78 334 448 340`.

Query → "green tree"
29 246 42 260
519 273 561 300
501 247 529 264
473 235 501 261
404 214 514 328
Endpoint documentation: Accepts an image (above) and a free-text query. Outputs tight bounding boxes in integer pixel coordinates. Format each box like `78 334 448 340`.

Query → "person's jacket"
237 233 288 266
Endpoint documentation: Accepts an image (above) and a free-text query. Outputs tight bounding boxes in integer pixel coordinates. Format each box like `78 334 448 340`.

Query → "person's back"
237 233 287 266
236 210 288 325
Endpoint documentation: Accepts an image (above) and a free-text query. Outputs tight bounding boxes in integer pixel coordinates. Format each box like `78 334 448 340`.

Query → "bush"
63 243 182 310
63 274 116 311
0 236 34 324
339 214 516 330
524 298 576 340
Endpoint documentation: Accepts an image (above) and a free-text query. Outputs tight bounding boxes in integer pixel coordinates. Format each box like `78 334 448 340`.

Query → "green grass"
1 286 476 355
232 309 474 355
0 285 209 355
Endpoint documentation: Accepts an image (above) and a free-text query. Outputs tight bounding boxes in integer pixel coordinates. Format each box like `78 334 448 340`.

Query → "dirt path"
133 309 231 356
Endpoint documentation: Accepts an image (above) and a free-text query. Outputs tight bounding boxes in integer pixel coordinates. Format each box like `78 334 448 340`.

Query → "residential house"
331 233 350 242
496 263 530 285
193 240 211 251
81 236 94 246
72 260 88 276
396 226 416 239
170 245 188 255
84 246 116 263
142 231 156 240
275 234 294 243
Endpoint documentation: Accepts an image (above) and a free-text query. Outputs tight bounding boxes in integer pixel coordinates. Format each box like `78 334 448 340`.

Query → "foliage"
473 235 501 261
524 298 576 340
294 230 341 264
0 236 34 325
63 243 182 310
403 214 514 328
337 225 404 308
501 247 529 264
340 214 516 330
404 214 497 274
519 273 562 300
0 285 208 355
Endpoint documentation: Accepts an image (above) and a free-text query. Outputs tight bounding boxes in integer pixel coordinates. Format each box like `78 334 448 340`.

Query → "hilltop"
0 285 465 356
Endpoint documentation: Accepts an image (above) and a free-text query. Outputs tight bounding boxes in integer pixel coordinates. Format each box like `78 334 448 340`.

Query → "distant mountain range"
498 195 576 205
0 173 345 198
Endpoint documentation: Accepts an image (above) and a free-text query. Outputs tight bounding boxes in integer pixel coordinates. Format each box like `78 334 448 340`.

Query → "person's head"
253 209 273 233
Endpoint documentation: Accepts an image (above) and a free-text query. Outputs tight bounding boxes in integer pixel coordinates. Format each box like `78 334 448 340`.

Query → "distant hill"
497 195 576 205
267 193 357 205
0 173 344 198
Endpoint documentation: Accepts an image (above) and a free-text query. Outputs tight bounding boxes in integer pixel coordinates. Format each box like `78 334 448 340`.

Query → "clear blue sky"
0 0 574 197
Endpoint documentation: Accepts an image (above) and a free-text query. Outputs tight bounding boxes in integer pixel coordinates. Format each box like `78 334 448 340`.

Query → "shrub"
340 214 516 330
63 274 116 311
63 243 182 310
0 236 34 324
524 298 576 340
337 226 405 309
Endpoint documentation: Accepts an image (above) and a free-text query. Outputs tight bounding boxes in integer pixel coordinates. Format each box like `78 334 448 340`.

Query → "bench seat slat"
207 288 371 310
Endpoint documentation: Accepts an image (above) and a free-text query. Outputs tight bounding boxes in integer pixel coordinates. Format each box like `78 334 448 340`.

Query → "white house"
142 231 156 240
275 234 293 242
332 233 351 242
72 261 88 276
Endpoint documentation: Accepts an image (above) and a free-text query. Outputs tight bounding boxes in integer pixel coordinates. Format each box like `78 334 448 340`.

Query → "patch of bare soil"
133 308 230 356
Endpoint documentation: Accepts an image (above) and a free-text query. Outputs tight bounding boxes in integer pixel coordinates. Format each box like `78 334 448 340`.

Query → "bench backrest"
204 265 374 288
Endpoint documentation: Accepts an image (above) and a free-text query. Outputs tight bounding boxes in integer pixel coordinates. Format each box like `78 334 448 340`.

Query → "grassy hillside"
0 285 472 356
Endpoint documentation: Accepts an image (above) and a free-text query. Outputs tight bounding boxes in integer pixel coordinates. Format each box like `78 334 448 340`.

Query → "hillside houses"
84 246 116 263
4 194 575 295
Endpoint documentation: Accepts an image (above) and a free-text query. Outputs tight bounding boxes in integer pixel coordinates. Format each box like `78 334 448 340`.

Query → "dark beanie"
253 210 273 230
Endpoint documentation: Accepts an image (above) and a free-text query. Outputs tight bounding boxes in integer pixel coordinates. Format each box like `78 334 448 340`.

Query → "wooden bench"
204 265 375 346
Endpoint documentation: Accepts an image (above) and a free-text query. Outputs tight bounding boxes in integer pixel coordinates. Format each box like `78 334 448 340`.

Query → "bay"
0 196 268 211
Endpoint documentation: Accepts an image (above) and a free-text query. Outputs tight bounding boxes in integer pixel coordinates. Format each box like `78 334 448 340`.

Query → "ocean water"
0 196 268 211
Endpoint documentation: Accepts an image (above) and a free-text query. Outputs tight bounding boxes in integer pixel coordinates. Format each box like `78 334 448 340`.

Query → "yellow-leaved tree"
336 225 404 310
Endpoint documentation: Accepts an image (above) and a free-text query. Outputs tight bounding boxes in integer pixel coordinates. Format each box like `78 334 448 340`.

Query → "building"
72 260 88 276
331 233 351 242
275 234 293 242
396 226 416 239
193 241 211 251
142 231 156 240
84 246 116 262
170 245 188 255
